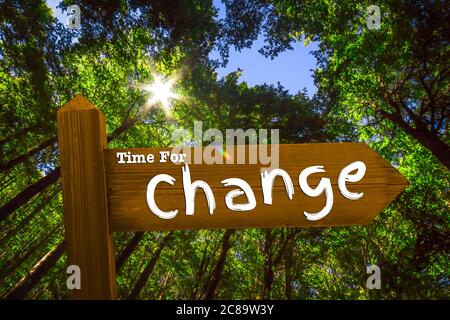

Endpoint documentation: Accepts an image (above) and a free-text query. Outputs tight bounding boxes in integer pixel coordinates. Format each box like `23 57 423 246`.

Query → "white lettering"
182 164 216 215
338 161 366 200
221 178 257 211
299 166 333 221
146 174 178 219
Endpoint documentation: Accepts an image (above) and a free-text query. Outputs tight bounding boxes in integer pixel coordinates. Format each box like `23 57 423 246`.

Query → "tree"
1 0 448 300
218 0 450 169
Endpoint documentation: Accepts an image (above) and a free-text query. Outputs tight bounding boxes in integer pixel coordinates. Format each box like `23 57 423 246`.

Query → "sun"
132 74 179 113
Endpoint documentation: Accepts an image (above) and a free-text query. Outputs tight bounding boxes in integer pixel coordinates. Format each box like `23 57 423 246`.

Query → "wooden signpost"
57 95 408 299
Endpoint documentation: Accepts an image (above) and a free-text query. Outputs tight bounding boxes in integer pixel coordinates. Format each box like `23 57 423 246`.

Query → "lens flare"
132 74 179 114
214 144 231 161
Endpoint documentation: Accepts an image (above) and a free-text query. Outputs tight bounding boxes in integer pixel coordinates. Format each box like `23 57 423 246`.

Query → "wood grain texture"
104 143 409 231
57 95 117 299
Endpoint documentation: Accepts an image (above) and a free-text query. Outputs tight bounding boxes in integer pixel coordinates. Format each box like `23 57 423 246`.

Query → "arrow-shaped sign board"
104 143 408 232
57 95 409 299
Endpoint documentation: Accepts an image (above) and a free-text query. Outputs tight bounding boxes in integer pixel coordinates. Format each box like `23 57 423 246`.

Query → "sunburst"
132 74 179 114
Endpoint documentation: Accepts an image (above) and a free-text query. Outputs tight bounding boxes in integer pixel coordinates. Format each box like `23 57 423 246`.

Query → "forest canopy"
0 0 448 299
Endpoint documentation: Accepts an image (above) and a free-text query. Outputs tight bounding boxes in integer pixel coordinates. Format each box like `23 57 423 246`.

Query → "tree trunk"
127 232 174 300
0 224 62 282
263 229 274 300
2 241 66 300
408 125 450 169
0 137 57 173
0 111 141 298
203 229 235 300
107 119 136 143
0 167 61 222
0 186 58 247
190 239 213 299
284 245 293 300
116 232 144 273
0 123 40 148
0 113 140 221
379 109 450 169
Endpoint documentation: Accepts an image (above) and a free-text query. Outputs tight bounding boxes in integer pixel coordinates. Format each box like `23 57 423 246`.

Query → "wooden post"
57 95 117 299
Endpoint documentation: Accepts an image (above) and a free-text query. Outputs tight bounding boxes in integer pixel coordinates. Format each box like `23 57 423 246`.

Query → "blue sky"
46 0 317 96
211 0 318 96
211 36 318 96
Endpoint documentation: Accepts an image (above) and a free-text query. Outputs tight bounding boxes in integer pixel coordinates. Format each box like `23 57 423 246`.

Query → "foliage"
0 0 448 300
